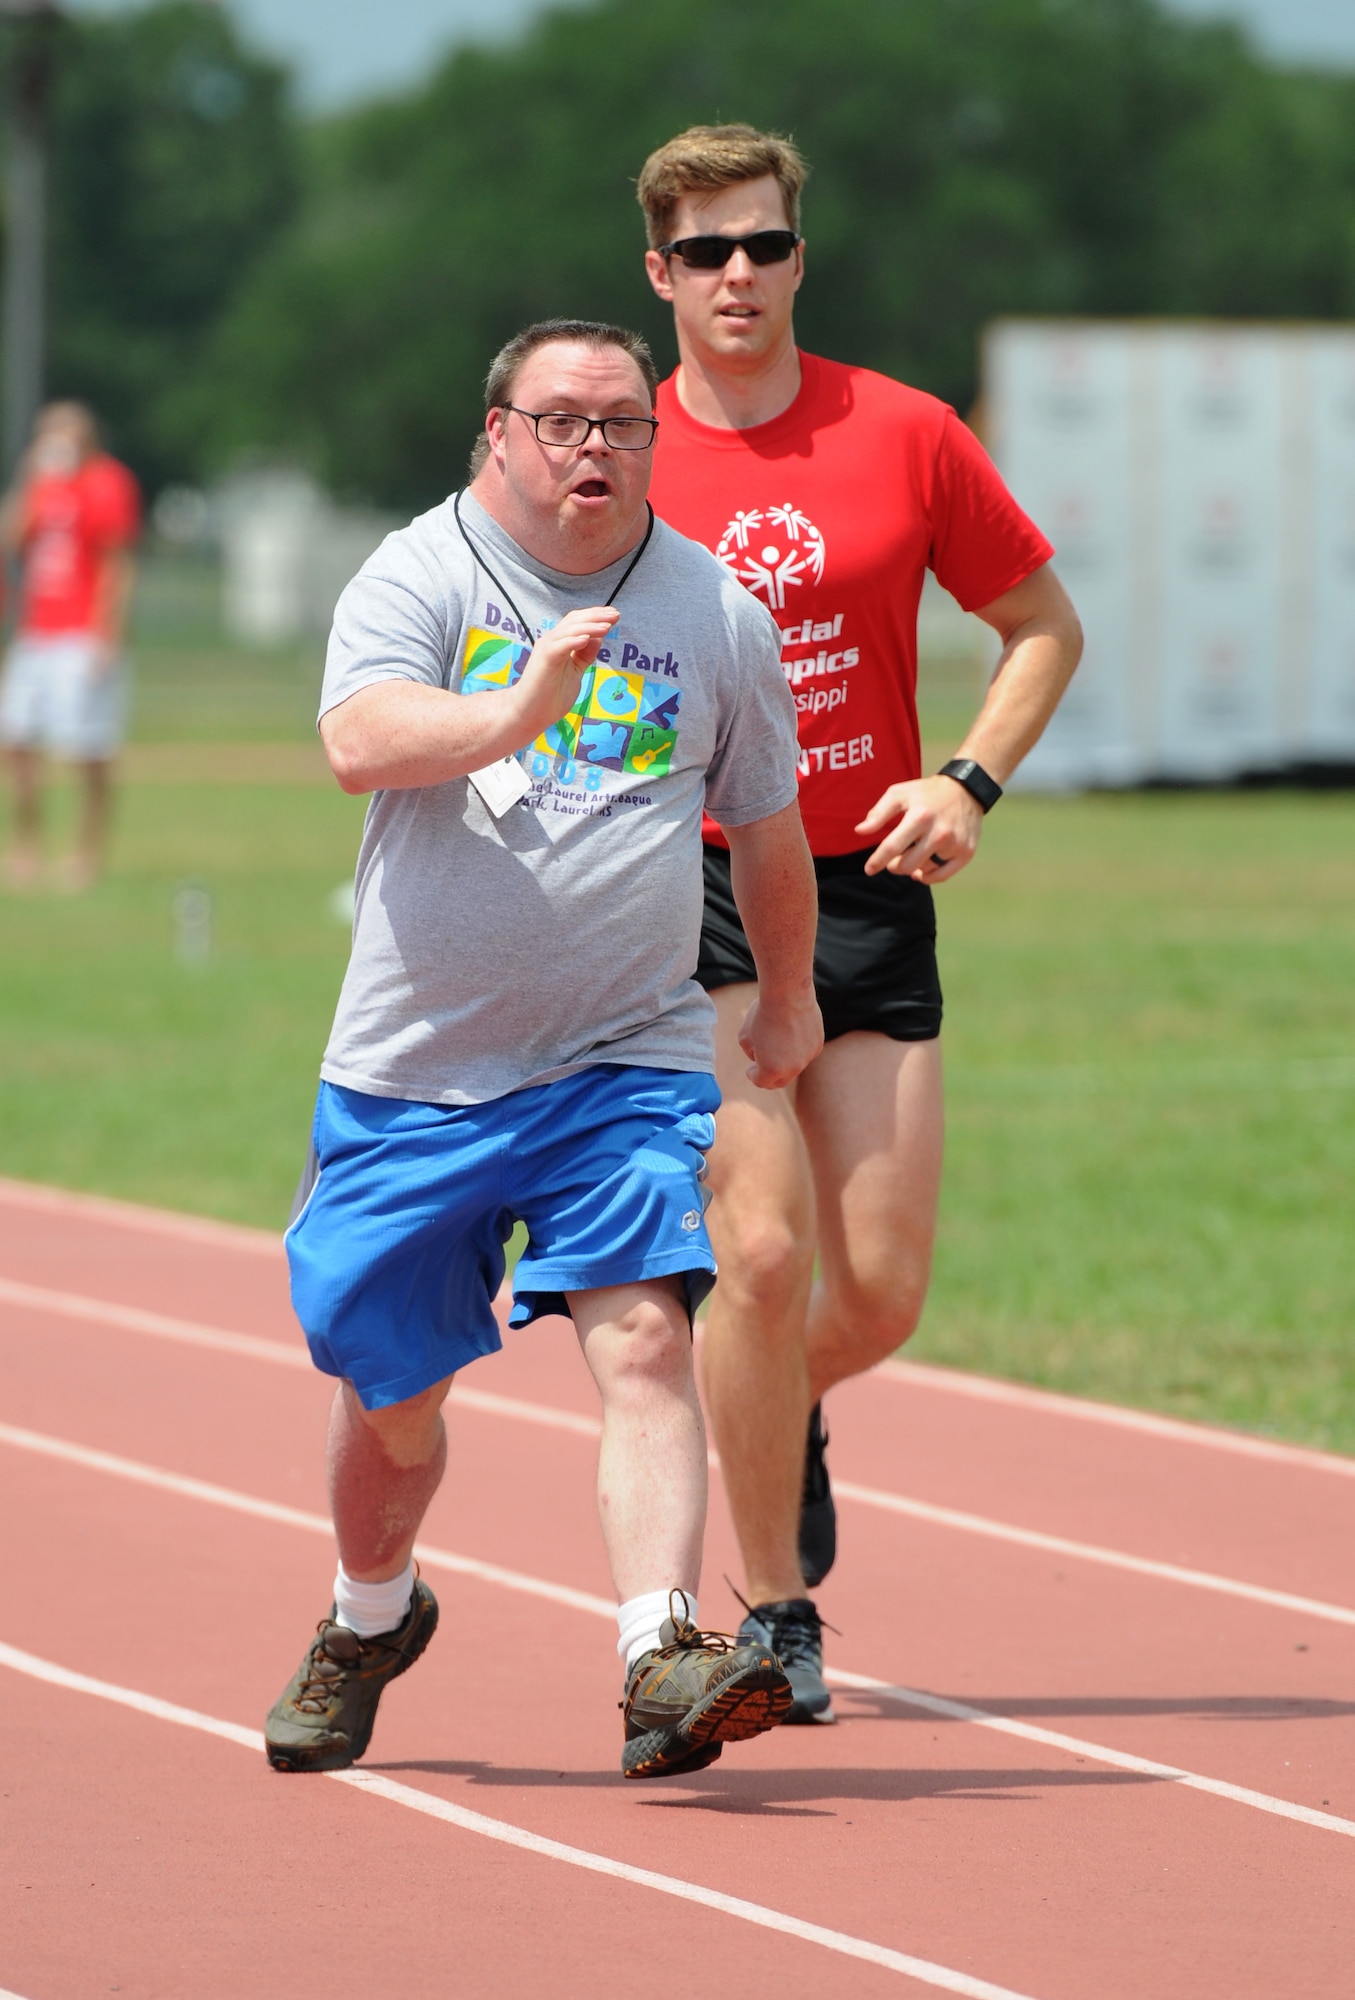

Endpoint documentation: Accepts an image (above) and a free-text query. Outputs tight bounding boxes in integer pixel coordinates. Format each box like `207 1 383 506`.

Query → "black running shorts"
695 845 943 1044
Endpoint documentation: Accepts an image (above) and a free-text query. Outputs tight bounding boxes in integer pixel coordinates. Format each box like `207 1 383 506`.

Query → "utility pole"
0 0 59 481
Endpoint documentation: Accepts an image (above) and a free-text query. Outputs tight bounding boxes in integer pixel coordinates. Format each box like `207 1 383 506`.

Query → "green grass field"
934 790 1355 1446
2 570 1352 1450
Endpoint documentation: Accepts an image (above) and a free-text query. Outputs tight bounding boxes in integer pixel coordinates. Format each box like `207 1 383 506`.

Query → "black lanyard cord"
453 490 655 645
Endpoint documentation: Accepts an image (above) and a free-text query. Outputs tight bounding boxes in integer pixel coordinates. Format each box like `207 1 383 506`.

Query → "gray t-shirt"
318 491 799 1105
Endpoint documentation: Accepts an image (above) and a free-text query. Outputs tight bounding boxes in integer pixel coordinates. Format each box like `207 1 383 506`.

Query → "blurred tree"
28 0 297 489
182 0 1355 507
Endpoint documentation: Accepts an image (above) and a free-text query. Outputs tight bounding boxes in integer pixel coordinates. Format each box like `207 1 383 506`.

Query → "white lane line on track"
448 1384 601 1440
0 1277 312 1369
5 1167 1354 1482
831 1480 1355 1628
0 1639 1040 2000
7 1276 1354 1630
880 1360 1355 1480
824 1669 1355 1840
3 1418 1351 1844
0 1179 280 1255
0 1279 603 1439
0 1422 614 1620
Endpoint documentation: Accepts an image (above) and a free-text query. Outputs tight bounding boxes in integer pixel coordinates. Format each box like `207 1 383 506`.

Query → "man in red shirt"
0 401 141 890
639 125 1083 1720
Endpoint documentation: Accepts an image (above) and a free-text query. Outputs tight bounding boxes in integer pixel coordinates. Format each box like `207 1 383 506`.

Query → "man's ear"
644 249 675 304
484 407 510 467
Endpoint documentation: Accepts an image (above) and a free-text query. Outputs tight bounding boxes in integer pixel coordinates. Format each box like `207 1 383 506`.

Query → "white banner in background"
986 318 1355 786
1154 329 1291 779
988 323 1145 786
1305 333 1355 761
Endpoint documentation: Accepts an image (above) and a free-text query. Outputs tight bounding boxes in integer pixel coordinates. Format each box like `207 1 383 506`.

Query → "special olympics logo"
716 504 826 611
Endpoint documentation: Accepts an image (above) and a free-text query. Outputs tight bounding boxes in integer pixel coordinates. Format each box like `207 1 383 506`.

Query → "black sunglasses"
658 229 802 270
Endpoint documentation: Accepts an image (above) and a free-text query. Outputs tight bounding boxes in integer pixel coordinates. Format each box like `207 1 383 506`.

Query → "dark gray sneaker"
738 1597 833 1724
622 1594 792 1779
265 1579 439 1772
799 1401 837 1589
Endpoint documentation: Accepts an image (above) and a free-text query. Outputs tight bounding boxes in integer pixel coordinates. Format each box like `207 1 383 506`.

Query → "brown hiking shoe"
621 1592 792 1779
265 1579 438 1772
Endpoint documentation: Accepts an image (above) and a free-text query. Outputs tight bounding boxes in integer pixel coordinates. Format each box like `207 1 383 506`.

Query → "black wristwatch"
937 757 1003 813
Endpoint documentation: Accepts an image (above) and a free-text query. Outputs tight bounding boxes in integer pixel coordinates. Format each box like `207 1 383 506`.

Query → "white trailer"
984 319 1355 786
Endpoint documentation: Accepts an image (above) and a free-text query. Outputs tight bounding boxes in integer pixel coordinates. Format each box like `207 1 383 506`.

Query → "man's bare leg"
700 982 817 1607
327 1373 452 1580
703 1004 943 1606
573 1272 793 1775
797 1033 943 1403
329 1279 708 1600
67 756 113 890
265 1372 450 1771
571 1275 707 1600
4 745 42 886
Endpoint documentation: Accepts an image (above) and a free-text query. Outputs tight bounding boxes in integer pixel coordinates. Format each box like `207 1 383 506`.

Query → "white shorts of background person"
0 633 129 761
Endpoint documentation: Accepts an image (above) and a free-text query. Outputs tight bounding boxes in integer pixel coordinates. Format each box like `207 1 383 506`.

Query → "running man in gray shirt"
266 318 823 1783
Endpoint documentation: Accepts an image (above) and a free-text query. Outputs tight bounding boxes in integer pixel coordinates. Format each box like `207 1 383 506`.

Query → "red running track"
1 1175 1352 1998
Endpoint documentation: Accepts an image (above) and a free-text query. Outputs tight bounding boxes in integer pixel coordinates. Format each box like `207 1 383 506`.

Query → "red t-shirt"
20 453 142 637
650 352 1053 854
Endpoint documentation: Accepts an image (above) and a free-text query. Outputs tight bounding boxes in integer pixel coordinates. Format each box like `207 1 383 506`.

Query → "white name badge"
467 755 532 818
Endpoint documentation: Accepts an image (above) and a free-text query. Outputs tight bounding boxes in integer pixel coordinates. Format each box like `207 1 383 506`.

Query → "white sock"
617 1587 698 1669
333 1560 415 1639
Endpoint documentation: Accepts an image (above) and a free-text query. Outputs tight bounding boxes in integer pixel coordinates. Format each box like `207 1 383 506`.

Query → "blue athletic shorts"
285 1065 720 1411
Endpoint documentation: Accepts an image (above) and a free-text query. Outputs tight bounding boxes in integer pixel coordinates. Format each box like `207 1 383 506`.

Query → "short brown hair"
636 124 808 250
470 318 658 478
484 318 657 416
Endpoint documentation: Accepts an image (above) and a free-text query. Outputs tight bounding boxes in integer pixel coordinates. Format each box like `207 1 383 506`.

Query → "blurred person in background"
639 124 1082 1722
0 401 141 891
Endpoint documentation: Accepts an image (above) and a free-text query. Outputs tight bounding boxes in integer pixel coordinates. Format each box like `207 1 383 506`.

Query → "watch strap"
937 757 1003 812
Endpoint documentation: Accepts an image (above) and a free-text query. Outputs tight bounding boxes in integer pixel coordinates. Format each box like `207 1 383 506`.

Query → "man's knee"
344 1375 452 1465
710 1206 813 1318
591 1295 695 1400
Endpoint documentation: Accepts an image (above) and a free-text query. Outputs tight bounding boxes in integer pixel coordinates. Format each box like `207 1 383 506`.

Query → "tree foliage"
30 2 297 488
50 0 1355 506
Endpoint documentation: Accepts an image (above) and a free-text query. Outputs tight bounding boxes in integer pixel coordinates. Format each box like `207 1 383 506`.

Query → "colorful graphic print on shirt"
461 624 681 787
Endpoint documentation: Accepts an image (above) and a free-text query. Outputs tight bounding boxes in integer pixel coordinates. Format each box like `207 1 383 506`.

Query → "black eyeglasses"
505 406 659 450
658 230 801 269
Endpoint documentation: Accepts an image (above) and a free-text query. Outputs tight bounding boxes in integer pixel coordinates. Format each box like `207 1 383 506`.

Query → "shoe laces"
725 1576 840 1667
651 1587 740 1658
757 1600 822 1670
292 1609 415 1712
291 1621 360 1712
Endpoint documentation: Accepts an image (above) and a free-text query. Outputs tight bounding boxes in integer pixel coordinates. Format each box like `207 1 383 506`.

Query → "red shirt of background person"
0 401 141 892
649 355 1053 853
17 444 141 641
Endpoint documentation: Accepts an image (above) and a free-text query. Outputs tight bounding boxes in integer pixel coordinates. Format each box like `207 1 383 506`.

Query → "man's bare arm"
92 548 137 662
959 561 1084 780
0 478 26 555
320 606 618 794
722 802 824 1089
855 561 1083 880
